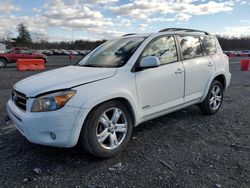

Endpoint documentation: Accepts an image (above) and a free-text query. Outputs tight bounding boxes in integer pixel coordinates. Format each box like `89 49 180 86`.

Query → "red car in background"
0 47 47 67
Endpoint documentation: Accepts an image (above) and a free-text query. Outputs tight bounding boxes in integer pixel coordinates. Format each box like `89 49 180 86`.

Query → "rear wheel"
0 58 7 68
80 101 133 158
199 80 224 115
42 58 47 64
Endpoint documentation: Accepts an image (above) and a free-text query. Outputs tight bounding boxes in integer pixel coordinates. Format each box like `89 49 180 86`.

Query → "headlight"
31 90 76 112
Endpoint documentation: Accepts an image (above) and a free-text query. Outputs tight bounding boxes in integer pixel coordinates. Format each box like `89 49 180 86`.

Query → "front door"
135 36 185 119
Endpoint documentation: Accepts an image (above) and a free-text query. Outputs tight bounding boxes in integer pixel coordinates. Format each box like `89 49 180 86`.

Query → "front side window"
201 36 217 55
178 36 203 59
142 36 177 65
78 37 145 68
7 49 13 54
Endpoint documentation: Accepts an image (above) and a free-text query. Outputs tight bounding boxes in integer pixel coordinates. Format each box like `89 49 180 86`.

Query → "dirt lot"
0 56 250 188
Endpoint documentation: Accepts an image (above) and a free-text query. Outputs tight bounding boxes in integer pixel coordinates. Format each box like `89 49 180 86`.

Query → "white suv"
7 28 231 158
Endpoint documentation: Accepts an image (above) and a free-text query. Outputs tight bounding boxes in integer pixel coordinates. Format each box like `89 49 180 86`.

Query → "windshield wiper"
80 64 104 68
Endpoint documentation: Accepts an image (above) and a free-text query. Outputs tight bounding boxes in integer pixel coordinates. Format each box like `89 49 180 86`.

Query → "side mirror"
139 56 160 68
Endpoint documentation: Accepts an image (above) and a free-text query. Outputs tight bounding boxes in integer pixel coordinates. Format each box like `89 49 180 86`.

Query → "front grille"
12 90 27 111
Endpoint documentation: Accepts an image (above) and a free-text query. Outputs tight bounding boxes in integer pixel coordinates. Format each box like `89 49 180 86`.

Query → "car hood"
14 66 117 97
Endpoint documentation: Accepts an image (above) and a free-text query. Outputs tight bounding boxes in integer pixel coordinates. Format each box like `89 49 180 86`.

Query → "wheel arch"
85 97 138 127
201 72 227 102
0 56 9 63
69 96 138 147
213 74 226 90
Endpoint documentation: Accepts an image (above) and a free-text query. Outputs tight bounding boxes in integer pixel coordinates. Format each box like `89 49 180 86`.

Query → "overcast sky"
0 0 249 41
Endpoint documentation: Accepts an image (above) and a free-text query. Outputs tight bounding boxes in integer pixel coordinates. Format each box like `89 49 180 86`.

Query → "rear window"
20 49 31 54
200 36 217 55
178 36 203 60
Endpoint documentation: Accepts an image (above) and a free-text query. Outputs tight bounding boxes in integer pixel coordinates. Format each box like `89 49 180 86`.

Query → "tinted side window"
7 49 13 54
142 36 177 65
201 36 216 55
179 36 203 59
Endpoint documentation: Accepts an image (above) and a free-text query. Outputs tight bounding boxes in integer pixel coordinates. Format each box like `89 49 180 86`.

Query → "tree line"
31 40 106 50
217 36 250 51
0 23 106 50
0 23 249 51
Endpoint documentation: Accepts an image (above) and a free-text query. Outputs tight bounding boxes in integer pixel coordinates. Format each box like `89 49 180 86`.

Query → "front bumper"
6 99 87 148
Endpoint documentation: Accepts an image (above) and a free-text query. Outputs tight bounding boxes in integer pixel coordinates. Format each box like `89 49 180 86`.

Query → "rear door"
135 36 185 119
177 35 215 102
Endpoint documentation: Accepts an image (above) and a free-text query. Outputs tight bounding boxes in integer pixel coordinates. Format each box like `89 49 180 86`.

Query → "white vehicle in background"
60 49 70 55
7 28 231 158
240 50 250 57
83 50 91 55
69 50 78 55
0 43 6 53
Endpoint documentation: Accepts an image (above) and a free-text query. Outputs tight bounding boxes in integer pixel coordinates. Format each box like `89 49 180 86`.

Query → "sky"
0 0 249 41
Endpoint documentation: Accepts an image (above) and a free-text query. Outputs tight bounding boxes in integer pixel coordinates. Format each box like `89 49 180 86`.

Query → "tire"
80 100 133 158
199 80 224 115
0 58 7 68
42 58 47 64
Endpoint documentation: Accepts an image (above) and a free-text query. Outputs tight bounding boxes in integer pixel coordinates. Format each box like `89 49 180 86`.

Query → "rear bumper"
6 99 88 148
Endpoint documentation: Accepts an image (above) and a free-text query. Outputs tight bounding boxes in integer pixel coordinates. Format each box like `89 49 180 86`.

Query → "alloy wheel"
209 85 222 110
96 108 128 150
0 60 5 67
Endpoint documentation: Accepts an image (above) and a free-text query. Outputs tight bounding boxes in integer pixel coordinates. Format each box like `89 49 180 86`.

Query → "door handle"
208 62 213 67
175 68 184 74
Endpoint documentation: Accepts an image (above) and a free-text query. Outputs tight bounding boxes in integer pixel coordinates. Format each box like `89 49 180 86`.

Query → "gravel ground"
0 56 249 188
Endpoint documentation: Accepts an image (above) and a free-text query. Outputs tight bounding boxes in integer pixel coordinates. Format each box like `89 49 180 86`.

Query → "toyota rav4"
7 28 231 158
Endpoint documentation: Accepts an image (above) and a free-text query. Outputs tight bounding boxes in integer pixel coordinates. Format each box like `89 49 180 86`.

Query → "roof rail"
159 28 211 35
122 33 137 37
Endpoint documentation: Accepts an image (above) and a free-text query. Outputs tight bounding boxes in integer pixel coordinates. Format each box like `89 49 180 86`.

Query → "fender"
80 89 140 126
200 71 227 102
67 90 140 147
0 56 9 63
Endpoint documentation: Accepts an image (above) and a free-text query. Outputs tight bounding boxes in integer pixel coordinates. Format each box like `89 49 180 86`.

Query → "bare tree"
31 32 49 43
4 30 13 42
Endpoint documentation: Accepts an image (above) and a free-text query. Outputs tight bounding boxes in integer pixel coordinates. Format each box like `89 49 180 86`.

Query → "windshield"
78 37 145 68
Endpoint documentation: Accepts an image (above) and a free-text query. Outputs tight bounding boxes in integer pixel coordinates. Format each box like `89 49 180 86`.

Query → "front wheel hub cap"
96 108 128 150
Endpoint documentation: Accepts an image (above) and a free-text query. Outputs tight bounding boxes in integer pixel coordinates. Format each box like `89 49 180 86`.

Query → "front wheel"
199 80 224 115
0 58 7 68
80 101 133 158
